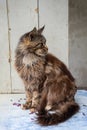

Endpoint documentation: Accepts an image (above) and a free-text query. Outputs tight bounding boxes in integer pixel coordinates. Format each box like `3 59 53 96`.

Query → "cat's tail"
36 101 79 126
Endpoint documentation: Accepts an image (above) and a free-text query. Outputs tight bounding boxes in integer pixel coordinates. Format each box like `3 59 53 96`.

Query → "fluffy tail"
36 101 79 126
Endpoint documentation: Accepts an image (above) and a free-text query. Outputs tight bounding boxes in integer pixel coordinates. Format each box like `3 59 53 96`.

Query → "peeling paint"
8 58 11 63
9 28 11 31
35 8 39 13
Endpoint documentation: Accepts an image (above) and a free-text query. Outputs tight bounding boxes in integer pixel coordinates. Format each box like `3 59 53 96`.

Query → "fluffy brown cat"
15 26 79 126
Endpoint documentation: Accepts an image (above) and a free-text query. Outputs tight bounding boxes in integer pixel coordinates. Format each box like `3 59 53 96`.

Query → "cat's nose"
45 44 48 50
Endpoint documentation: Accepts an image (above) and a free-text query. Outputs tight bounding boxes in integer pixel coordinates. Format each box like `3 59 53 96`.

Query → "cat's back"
45 53 75 82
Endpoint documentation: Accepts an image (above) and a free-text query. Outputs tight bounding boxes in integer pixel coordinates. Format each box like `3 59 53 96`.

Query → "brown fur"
37 75 79 126
15 26 79 125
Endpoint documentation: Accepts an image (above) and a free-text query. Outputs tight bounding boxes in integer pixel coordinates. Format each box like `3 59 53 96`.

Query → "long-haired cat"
15 26 79 126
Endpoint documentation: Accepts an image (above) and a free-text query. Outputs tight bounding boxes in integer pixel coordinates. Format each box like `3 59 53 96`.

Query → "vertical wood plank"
39 0 68 65
0 0 11 93
8 0 38 93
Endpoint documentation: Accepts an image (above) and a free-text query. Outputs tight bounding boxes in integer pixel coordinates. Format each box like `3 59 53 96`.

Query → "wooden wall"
0 0 68 93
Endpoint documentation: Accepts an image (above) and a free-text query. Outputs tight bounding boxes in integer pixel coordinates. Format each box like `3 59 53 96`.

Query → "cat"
15 26 47 112
15 26 79 125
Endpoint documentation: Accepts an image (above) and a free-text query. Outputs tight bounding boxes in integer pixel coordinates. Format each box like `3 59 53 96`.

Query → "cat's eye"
36 43 42 48
41 43 44 47
36 43 44 48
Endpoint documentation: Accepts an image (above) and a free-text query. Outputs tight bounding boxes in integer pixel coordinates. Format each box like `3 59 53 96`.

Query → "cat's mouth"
34 46 48 57
24 41 48 57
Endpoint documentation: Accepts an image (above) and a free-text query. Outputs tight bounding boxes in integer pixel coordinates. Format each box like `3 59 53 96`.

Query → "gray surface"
69 0 87 87
0 90 87 130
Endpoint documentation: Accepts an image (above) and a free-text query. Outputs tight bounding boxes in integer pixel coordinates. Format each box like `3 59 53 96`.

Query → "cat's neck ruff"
23 53 45 67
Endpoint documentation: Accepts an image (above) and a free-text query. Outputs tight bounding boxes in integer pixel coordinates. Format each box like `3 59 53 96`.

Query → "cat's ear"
31 27 37 33
29 27 37 41
38 25 45 34
29 33 34 41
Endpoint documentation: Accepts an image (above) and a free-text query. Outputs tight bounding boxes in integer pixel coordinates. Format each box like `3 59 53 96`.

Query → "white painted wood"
11 61 25 93
0 0 69 93
39 0 68 66
0 0 9 58
8 0 38 92
0 0 11 93
0 59 11 93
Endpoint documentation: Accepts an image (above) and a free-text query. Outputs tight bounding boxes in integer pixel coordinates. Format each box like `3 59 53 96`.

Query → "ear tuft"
38 25 45 34
32 27 37 33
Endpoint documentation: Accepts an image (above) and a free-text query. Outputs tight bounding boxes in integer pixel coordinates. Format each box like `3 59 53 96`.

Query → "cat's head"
18 26 48 57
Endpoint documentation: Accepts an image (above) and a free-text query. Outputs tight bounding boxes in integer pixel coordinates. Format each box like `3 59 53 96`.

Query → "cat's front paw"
21 102 32 110
30 108 37 113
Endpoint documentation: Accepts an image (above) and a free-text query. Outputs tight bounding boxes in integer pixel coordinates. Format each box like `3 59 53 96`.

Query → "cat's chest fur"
22 53 45 83
23 53 39 67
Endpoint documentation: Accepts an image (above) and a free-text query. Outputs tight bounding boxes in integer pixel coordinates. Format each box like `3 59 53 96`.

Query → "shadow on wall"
69 0 87 88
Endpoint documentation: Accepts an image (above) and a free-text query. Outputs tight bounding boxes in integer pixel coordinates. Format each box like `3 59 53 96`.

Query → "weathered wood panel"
0 0 69 93
0 0 11 93
8 0 38 93
0 59 11 93
39 0 68 65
